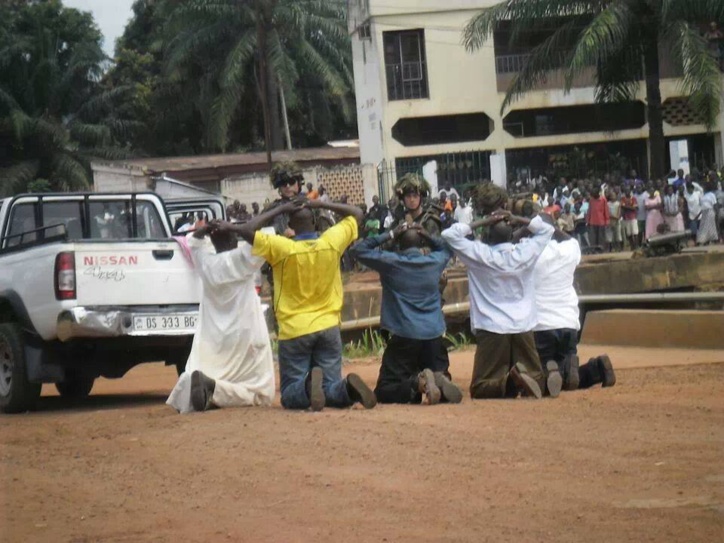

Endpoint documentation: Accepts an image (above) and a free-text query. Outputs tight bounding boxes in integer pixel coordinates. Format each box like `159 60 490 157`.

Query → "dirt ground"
2 347 723 543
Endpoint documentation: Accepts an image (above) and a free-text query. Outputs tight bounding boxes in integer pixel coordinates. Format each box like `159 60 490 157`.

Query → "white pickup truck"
0 192 223 413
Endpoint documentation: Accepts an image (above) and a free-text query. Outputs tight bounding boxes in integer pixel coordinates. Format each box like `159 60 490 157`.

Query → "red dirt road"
2 349 724 543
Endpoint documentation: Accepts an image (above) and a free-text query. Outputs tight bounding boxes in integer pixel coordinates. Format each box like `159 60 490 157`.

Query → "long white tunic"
167 236 275 413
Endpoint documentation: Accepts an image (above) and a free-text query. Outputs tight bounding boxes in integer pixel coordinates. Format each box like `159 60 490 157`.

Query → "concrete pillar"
716 104 724 167
490 151 507 189
361 163 380 206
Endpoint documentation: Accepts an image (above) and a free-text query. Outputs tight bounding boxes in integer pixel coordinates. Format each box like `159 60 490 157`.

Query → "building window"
393 151 492 187
502 102 646 138
392 113 492 147
358 22 371 40
383 29 429 101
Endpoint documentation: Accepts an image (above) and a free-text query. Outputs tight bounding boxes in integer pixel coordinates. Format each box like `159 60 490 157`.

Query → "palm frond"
74 85 136 120
165 21 236 75
500 19 583 111
0 160 40 197
462 1 511 51
0 86 22 113
68 122 112 147
669 20 722 128
463 0 605 51
594 46 642 103
50 153 91 192
665 0 724 23
564 2 635 89
209 31 257 151
295 38 348 98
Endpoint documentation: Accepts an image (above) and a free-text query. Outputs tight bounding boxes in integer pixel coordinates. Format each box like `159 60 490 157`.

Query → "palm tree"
0 1 132 196
463 1 724 178
164 0 354 160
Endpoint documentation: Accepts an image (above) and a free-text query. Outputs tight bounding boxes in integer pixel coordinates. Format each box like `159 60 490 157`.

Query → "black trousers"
534 329 578 379
374 335 448 404
578 358 604 389
535 330 605 389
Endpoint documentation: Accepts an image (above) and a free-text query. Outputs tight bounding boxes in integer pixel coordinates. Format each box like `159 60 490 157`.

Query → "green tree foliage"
105 0 210 156
464 0 724 178
162 0 356 153
0 0 133 196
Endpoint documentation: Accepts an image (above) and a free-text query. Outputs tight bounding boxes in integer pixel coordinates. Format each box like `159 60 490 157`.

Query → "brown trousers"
470 329 545 399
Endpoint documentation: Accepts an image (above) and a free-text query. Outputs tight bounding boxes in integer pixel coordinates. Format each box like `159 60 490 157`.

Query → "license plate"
132 314 198 332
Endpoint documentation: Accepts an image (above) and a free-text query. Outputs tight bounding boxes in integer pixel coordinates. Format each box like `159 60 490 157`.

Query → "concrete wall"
581 310 724 349
221 174 279 208
220 164 380 208
575 252 724 295
92 163 152 192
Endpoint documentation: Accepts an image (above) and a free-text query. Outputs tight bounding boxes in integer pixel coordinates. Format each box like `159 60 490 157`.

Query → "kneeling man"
351 223 462 405
234 198 377 412
533 215 616 393
443 211 554 399
168 222 275 413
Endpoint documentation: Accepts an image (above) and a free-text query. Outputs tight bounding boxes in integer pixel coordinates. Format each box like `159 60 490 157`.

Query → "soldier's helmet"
394 173 431 198
271 161 304 189
473 181 509 215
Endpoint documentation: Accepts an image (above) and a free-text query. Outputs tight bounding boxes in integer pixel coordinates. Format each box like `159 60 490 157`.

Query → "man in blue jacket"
351 223 463 405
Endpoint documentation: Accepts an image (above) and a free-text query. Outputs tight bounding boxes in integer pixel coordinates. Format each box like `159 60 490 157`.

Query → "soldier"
267 162 305 237
388 173 442 237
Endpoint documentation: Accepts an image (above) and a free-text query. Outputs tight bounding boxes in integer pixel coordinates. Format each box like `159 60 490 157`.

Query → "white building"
348 0 724 193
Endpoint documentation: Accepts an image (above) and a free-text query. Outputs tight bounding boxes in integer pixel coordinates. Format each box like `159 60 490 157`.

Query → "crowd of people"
503 168 724 253
167 164 626 414
335 169 724 265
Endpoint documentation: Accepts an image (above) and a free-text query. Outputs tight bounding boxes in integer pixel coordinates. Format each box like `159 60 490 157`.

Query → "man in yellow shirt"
234 198 377 412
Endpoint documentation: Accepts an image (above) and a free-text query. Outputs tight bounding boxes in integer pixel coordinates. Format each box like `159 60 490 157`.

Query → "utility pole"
255 0 274 172
279 77 292 150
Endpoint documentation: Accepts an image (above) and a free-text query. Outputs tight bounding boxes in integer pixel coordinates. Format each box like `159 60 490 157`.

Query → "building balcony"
494 52 686 94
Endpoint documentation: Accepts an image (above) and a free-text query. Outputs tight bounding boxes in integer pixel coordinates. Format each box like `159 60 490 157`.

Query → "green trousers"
470 329 545 399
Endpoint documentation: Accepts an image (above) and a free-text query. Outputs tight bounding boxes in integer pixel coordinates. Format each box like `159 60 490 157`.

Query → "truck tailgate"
74 240 200 306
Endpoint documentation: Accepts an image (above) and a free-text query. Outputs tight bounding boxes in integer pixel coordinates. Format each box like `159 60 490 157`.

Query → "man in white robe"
167 223 275 413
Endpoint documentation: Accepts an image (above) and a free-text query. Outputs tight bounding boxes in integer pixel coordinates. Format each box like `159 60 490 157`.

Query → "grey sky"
64 0 135 57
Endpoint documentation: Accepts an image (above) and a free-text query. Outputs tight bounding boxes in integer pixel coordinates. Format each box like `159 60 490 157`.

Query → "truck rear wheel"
0 323 42 414
55 375 95 399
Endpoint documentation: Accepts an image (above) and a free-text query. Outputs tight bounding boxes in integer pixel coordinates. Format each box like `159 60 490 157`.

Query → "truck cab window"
89 201 165 240
42 202 84 239
5 203 37 247
90 202 129 239
136 201 166 239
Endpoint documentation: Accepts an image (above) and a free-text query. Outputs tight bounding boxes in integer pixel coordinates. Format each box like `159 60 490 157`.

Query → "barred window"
383 30 429 101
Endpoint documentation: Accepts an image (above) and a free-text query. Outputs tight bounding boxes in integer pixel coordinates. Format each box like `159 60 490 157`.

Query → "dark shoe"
417 369 441 405
598 355 616 388
346 373 377 409
509 362 542 399
565 354 580 390
308 367 325 412
433 372 463 404
190 370 216 412
546 361 562 399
